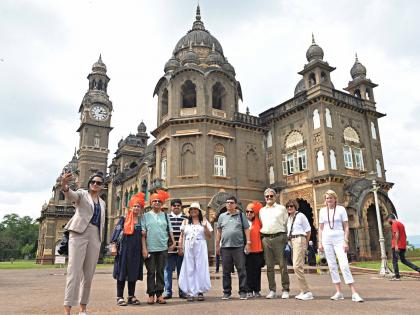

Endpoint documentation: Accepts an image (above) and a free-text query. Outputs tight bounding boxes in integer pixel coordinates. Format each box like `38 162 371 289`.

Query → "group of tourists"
59 171 420 315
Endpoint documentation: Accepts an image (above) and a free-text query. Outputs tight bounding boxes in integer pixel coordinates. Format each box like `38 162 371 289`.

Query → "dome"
164 55 180 73
206 44 224 66
306 34 324 62
222 59 236 76
181 43 199 65
350 54 367 79
173 5 224 56
137 121 147 133
92 54 107 73
294 78 306 95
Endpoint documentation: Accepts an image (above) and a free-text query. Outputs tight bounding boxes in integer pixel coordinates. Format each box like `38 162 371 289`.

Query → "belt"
289 234 306 239
261 232 285 238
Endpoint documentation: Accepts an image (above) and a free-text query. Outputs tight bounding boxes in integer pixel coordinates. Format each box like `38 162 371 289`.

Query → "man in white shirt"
259 188 290 299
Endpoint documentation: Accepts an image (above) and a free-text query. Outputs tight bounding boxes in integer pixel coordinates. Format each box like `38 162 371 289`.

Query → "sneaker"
298 292 314 301
281 291 289 299
390 277 401 281
266 290 277 299
240 292 248 300
330 292 344 300
79 313 87 315
352 293 364 303
254 291 262 298
221 293 231 300
246 292 254 299
295 292 304 299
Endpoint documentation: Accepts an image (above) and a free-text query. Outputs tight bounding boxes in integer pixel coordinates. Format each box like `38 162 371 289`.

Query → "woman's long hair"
188 209 204 225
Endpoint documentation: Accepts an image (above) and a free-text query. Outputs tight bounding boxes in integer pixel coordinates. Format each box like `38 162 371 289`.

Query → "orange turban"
247 201 263 216
128 192 145 208
150 189 170 204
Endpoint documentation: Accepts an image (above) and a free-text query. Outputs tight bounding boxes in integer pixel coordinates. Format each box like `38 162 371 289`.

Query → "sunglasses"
265 195 275 198
152 200 162 203
286 205 295 208
90 180 103 186
246 210 254 213
226 201 236 204
172 204 181 207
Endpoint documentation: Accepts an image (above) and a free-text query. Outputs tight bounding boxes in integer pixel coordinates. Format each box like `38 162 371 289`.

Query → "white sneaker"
298 292 314 301
266 290 277 299
79 313 87 315
352 293 364 302
281 291 289 299
246 292 254 299
295 292 304 299
330 292 344 300
254 291 262 298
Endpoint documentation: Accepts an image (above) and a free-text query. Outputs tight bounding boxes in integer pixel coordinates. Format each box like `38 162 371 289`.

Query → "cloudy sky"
1 0 419 235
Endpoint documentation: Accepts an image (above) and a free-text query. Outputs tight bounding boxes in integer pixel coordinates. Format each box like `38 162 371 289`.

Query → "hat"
150 190 170 204
128 192 145 208
188 202 202 212
171 198 182 206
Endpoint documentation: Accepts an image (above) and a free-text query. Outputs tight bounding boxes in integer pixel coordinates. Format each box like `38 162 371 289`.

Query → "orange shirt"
249 208 263 253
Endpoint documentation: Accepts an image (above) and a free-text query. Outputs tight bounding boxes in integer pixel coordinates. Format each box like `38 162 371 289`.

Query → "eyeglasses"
246 210 254 213
265 195 275 198
226 201 236 204
286 205 295 208
172 204 181 207
90 180 103 186
152 200 162 204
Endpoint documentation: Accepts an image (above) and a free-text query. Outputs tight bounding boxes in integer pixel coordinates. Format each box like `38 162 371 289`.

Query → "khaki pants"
262 233 290 292
291 236 309 292
64 224 101 306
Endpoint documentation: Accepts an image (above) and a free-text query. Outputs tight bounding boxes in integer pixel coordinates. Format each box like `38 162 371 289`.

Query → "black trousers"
145 251 168 297
245 252 264 293
117 280 136 298
221 247 247 294
392 248 419 278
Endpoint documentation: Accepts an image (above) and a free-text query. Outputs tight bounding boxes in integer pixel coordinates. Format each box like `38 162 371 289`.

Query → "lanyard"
288 211 299 238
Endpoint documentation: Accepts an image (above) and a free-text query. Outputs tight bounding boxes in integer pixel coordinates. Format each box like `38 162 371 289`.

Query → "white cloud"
1 0 419 236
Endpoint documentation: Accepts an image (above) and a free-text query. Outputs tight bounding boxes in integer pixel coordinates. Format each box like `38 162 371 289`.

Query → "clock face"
90 104 109 121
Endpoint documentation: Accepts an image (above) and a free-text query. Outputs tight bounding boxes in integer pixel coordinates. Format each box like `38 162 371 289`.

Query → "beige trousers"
64 224 101 307
291 236 309 292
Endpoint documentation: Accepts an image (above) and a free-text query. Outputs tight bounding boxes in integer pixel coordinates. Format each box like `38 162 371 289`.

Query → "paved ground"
1 267 419 315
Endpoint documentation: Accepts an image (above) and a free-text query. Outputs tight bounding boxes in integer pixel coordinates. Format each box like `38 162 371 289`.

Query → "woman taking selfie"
318 190 363 302
61 171 106 315
111 192 145 306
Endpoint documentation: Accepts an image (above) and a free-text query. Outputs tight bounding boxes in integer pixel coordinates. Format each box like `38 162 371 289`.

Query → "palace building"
37 5 396 264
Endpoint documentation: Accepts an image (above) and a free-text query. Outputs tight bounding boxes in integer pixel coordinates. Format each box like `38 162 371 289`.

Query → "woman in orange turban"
245 201 264 298
111 192 145 306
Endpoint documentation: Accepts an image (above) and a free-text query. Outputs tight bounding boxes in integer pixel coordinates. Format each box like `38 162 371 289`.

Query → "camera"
62 167 72 175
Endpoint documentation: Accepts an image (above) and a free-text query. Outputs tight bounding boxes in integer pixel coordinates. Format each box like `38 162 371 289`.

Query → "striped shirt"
168 212 187 254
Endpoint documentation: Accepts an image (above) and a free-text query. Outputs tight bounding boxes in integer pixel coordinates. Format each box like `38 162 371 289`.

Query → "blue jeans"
164 253 184 296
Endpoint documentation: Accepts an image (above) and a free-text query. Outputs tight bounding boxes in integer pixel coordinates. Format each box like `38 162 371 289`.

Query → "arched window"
212 82 225 110
313 109 321 129
309 73 316 87
266 131 273 148
141 179 148 200
371 122 377 139
353 148 364 170
94 133 100 148
59 191 65 200
181 143 195 175
325 108 332 128
160 149 167 179
354 89 361 98
116 196 121 210
214 143 226 176
343 126 360 143
161 88 168 116
285 130 303 149
366 88 372 100
330 149 337 170
317 150 325 171
376 159 382 178
321 72 327 83
181 80 196 108
98 80 103 91
246 149 258 180
269 166 275 184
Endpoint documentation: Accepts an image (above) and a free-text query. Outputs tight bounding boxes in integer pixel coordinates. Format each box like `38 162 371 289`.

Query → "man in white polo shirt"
259 188 290 299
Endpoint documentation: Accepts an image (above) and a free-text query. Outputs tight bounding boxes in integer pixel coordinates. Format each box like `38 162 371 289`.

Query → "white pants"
322 234 354 285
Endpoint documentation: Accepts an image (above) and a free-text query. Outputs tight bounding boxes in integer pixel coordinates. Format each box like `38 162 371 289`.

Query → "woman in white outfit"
178 202 212 301
318 190 363 302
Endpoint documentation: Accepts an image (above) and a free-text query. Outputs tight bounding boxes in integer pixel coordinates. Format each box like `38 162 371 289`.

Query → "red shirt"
249 208 263 253
391 221 407 249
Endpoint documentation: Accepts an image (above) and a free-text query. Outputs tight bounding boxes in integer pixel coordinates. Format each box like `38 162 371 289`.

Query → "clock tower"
77 55 113 188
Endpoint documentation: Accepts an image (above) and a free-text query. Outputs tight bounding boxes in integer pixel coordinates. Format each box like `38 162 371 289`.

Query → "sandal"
187 295 194 302
147 295 155 305
127 296 141 305
197 293 204 301
156 295 167 304
117 297 127 306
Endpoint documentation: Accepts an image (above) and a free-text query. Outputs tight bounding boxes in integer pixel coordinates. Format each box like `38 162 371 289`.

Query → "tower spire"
312 33 315 44
196 2 201 21
98 53 102 63
192 3 205 30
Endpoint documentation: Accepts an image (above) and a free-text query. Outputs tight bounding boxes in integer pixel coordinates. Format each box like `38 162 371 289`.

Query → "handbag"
110 218 125 256
164 213 173 247
57 230 69 256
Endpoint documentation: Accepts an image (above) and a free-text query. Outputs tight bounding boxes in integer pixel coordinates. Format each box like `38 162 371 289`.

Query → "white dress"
178 221 213 297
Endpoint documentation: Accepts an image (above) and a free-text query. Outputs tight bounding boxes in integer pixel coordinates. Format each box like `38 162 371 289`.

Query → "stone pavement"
1 267 419 315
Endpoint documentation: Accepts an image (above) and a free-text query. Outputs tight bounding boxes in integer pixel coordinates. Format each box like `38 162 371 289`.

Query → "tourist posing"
216 196 250 300
163 199 188 299
111 192 145 306
318 190 363 302
142 190 175 305
245 201 264 298
259 188 290 299
286 199 313 300
178 202 212 301
387 214 420 280
61 172 106 315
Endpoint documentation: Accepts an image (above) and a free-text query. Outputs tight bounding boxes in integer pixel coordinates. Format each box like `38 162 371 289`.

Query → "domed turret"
206 43 224 66
164 54 180 73
137 121 147 134
92 54 107 73
222 58 236 76
306 34 324 62
350 53 367 79
181 42 199 66
294 78 306 95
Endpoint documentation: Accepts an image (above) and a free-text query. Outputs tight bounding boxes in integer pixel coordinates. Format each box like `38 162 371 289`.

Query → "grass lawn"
352 259 420 272
0 260 113 270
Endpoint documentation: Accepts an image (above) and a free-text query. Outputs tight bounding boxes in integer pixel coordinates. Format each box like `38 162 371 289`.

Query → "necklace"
327 206 336 229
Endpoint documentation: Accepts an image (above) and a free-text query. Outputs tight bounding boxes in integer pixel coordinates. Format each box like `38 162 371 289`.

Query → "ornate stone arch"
285 130 304 149
343 126 360 143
